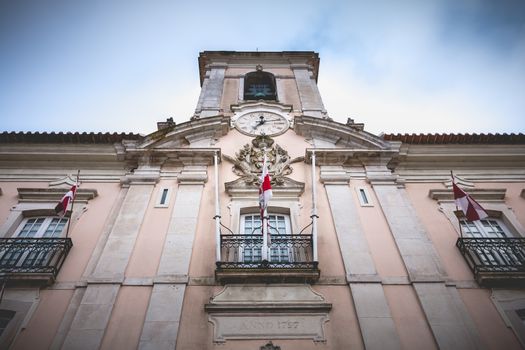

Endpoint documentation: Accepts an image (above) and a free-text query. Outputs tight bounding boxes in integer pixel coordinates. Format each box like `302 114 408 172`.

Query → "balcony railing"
456 237 525 287
0 238 73 285
216 234 319 283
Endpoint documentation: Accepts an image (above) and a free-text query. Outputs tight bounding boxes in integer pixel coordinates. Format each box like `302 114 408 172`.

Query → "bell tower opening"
243 65 277 101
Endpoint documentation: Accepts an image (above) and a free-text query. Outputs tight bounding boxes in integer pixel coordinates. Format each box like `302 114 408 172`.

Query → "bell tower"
193 51 328 119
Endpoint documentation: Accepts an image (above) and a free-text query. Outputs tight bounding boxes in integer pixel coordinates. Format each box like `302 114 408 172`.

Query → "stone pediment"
294 115 394 150
135 115 230 149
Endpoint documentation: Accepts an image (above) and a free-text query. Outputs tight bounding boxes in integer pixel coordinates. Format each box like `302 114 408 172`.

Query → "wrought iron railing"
456 237 525 282
217 234 317 269
0 238 73 279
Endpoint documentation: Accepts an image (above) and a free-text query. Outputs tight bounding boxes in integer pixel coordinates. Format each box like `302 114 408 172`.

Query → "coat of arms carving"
223 135 303 186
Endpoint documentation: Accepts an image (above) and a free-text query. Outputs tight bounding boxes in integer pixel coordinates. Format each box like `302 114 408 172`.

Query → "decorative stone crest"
223 135 302 186
261 341 281 350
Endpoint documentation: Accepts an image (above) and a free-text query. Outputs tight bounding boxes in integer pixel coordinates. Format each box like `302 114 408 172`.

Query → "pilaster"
61 165 159 350
291 64 326 118
139 165 207 350
195 63 227 118
369 166 484 349
321 166 401 349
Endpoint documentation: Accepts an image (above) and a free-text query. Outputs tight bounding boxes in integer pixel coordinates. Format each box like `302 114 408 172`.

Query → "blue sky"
1 0 524 135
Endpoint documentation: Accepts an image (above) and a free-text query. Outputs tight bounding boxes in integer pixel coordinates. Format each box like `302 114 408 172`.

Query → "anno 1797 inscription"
209 315 328 342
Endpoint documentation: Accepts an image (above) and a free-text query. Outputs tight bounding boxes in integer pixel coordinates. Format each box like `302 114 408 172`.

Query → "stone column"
291 63 327 118
194 63 226 118
139 166 207 350
321 166 401 350
61 168 159 350
369 167 484 350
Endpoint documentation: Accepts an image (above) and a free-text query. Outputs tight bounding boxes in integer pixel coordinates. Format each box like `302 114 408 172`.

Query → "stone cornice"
198 51 320 85
123 148 221 167
429 188 507 201
306 148 399 167
394 143 525 170
230 101 293 115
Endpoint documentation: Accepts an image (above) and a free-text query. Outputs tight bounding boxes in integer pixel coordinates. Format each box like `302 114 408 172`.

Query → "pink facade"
0 51 524 349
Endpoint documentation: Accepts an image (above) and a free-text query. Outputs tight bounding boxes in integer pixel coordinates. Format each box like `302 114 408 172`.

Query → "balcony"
456 237 525 287
216 234 320 283
0 238 73 286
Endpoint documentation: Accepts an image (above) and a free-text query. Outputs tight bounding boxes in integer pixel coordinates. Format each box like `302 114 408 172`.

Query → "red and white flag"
259 154 272 219
452 177 488 222
55 185 77 217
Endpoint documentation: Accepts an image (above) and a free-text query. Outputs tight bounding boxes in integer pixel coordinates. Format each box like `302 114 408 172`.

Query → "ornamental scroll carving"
223 135 303 186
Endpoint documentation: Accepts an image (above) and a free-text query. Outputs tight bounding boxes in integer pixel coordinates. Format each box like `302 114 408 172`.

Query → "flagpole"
213 151 221 263
261 150 269 263
451 170 463 238
65 170 80 238
311 150 318 262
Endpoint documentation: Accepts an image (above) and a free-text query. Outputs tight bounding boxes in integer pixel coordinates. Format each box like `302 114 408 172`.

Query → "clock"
234 111 289 136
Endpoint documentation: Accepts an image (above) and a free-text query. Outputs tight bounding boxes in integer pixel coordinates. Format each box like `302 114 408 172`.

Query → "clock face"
234 111 289 136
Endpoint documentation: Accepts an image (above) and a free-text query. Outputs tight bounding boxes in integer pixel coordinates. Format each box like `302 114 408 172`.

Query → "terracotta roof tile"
382 133 525 144
0 131 143 144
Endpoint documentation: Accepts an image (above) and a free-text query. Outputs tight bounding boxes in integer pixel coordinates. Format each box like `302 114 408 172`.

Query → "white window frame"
14 216 69 238
460 218 510 238
3 216 68 269
239 212 292 263
355 186 373 207
154 187 172 208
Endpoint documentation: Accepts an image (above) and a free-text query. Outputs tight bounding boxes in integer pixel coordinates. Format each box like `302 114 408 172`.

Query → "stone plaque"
209 314 328 342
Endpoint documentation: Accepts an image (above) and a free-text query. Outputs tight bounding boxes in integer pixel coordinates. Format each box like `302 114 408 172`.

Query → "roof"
382 133 525 145
0 131 143 144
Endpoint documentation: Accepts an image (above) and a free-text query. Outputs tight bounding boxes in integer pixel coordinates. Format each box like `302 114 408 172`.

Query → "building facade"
0 51 525 349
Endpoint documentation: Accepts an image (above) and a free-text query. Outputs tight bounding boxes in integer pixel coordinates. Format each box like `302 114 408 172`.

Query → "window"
244 71 277 101
460 218 520 267
155 187 171 208
355 187 373 207
15 217 68 238
240 213 291 263
0 310 15 337
1 216 68 268
516 309 525 326
460 218 508 238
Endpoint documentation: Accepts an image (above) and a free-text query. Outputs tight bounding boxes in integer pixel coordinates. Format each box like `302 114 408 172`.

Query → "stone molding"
306 148 399 168
177 166 208 184
297 116 396 151
17 187 97 203
429 188 506 201
319 166 351 184
123 147 220 168
225 177 304 198
393 143 525 171
205 285 331 342
137 116 229 149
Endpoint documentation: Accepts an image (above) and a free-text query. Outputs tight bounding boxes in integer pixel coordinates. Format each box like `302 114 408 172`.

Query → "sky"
1 0 524 135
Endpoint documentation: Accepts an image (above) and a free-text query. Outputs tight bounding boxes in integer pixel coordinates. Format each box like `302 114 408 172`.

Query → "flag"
55 185 77 217
452 177 488 222
259 153 272 219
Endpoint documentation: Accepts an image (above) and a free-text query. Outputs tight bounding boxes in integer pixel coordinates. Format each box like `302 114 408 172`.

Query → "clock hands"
251 115 266 130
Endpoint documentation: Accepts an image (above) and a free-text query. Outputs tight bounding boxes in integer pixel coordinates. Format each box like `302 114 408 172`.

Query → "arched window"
243 70 277 101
